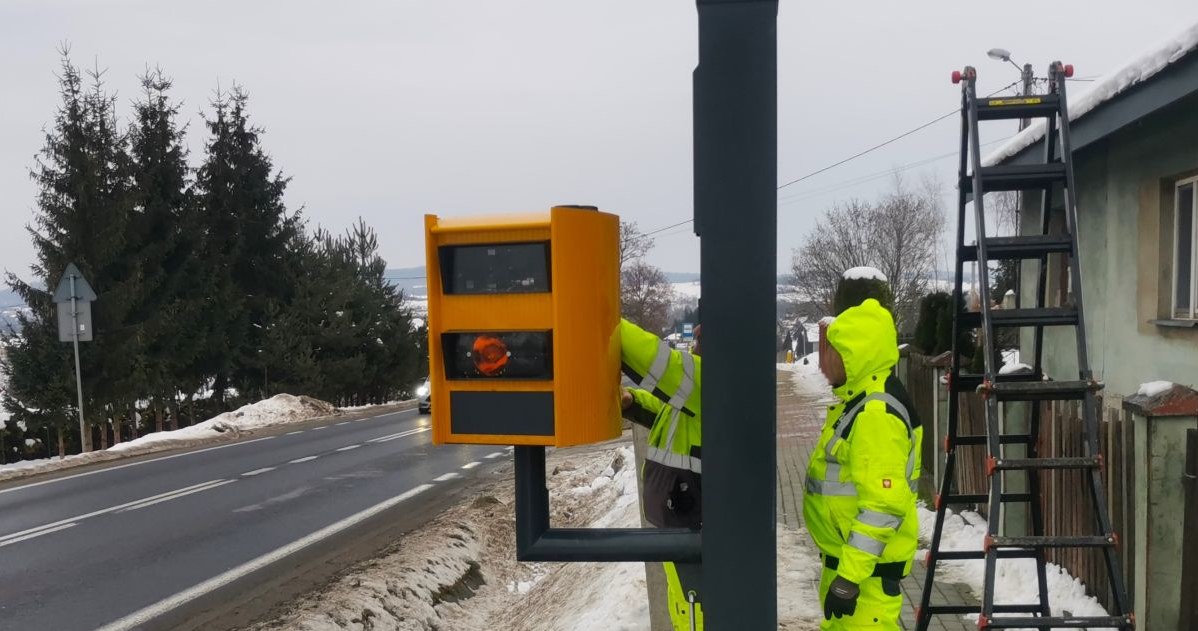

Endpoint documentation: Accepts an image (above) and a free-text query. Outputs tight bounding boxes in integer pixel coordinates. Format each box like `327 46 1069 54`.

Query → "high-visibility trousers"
817 564 903 630
664 562 703 630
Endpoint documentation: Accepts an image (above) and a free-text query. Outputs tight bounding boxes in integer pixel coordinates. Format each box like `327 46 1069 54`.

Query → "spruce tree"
193 86 299 405
126 68 199 430
5 53 136 452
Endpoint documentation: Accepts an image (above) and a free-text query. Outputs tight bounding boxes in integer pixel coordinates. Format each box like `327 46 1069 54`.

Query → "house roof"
983 21 1198 167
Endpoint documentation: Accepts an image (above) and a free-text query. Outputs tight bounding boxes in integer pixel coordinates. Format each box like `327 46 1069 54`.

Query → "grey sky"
3 1 1197 282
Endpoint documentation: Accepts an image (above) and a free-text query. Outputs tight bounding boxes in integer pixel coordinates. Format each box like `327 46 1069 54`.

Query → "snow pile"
998 362 1034 375
784 352 834 402
842 266 887 282
1136 380 1175 398
917 505 1115 628
250 440 826 631
984 21 1198 166
0 394 337 483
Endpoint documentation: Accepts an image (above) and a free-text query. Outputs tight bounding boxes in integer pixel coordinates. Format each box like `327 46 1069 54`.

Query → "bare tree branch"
621 260 675 334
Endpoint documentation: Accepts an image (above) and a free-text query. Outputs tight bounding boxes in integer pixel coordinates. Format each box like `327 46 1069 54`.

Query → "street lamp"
987 47 1035 130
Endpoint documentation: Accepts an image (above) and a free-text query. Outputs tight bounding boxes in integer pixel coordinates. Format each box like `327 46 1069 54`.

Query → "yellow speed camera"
424 206 621 447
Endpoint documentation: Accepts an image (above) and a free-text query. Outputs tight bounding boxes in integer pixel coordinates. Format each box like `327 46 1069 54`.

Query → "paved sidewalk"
776 369 975 631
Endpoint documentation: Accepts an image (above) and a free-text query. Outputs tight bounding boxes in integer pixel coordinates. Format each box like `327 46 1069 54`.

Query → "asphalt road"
0 407 508 631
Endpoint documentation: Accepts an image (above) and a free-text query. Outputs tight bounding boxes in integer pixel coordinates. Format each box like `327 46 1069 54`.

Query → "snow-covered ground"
917 506 1116 629
249 439 825 631
0 394 337 483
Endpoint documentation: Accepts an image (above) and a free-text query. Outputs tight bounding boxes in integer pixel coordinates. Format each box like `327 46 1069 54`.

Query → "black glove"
823 576 860 620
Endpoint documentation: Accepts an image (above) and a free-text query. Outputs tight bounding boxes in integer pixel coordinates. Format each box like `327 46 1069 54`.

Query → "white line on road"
433 472 461 482
484 452 504 459
94 484 436 631
0 522 78 548
0 436 275 497
336 421 351 426
118 480 236 513
241 467 276 477
285 430 304 436
288 456 318 464
368 427 429 443
0 479 223 544
335 445 361 452
461 461 481 470
310 426 328 431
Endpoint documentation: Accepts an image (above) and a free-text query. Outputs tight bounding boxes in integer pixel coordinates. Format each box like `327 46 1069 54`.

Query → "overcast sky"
3 1 1197 283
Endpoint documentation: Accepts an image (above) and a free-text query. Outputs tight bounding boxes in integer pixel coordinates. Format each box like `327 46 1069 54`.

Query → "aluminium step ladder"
914 62 1134 630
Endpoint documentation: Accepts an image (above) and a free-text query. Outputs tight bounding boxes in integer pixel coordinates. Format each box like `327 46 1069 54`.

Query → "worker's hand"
823 575 859 620
620 388 633 410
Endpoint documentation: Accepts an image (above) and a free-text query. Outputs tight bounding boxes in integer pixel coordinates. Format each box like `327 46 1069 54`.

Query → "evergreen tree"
5 53 137 452
193 86 299 405
126 68 199 430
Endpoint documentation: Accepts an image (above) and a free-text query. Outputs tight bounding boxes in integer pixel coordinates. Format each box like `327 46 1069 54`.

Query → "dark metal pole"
693 1 778 628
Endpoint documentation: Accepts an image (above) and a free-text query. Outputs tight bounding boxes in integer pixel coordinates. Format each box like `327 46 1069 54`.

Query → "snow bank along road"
0 407 509 631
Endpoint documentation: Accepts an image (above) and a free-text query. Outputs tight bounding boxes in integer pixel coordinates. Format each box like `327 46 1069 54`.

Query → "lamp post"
986 48 1035 131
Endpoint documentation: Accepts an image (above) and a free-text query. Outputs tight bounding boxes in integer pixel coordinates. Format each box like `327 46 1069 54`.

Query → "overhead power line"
642 79 1022 236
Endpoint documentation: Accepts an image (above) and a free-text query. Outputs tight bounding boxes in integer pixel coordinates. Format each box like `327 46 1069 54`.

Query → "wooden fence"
900 353 1135 613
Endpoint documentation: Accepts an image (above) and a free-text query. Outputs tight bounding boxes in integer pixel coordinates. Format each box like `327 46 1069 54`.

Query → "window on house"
1175 178 1197 319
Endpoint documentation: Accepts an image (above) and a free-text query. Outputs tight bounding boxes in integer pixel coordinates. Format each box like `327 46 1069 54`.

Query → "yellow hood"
826 298 899 400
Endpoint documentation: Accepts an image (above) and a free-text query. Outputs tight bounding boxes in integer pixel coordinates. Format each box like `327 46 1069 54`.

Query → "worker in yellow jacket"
804 299 922 629
619 318 703 631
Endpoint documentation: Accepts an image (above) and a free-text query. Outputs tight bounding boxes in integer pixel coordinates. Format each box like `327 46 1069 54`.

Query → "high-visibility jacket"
803 299 923 585
620 319 702 529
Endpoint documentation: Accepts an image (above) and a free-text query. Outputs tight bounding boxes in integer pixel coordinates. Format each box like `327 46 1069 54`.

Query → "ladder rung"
960 307 1078 329
933 548 1039 561
962 163 1067 193
981 615 1133 629
922 603 1045 615
989 535 1114 548
988 380 1099 401
960 234 1074 262
975 94 1060 121
992 457 1101 471
939 492 1033 505
952 372 1041 392
953 434 1033 446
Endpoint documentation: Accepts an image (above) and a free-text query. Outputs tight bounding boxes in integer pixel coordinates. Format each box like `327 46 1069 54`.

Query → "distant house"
985 23 1198 402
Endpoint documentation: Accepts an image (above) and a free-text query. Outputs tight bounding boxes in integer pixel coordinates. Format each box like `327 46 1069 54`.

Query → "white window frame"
1173 175 1198 320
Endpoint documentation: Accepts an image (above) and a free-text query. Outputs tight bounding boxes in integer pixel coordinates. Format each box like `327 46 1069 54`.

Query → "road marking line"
241 467 276 477
369 427 429 443
433 472 461 482
118 480 236 513
93 484 436 631
485 452 504 459
336 421 351 426
0 436 276 497
288 456 318 464
285 430 304 436
335 445 361 452
0 522 78 548
0 479 222 543
311 426 328 431
461 461 482 470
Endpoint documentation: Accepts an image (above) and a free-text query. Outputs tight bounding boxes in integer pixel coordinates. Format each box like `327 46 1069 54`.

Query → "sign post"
53 263 96 452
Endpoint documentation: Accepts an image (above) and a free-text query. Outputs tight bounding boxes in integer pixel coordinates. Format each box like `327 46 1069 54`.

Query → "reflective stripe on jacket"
802 299 923 584
620 319 703 529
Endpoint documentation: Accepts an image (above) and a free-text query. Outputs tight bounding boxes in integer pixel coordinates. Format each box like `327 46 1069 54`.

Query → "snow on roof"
983 21 1198 167
842 266 887 282
1137 380 1174 398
